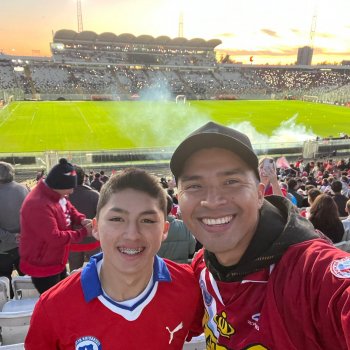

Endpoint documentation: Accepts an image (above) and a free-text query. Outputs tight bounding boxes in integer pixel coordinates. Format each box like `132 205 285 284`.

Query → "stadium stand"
1 29 349 104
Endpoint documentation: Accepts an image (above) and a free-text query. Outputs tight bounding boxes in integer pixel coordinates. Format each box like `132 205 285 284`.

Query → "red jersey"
192 239 350 349
25 254 203 349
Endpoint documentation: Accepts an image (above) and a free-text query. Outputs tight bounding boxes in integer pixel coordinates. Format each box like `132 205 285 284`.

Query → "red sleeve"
22 201 87 244
25 297 59 348
67 200 86 226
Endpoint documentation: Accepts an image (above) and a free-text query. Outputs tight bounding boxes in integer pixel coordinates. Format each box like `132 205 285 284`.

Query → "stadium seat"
11 276 39 300
0 344 25 349
0 277 10 309
0 298 38 345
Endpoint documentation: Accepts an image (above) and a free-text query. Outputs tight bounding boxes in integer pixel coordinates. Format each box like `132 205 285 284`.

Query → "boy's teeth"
119 248 143 255
202 216 232 226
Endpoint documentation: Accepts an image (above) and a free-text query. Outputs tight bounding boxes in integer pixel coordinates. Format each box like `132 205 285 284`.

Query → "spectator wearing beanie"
20 158 93 294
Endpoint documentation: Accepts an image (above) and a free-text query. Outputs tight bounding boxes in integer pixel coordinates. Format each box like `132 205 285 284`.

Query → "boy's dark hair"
331 180 342 193
308 188 321 203
97 168 167 219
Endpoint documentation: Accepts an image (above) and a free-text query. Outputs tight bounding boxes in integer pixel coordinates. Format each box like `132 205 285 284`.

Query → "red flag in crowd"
276 156 290 169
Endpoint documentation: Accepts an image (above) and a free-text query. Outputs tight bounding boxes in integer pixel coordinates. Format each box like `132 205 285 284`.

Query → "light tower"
178 11 184 38
77 0 83 33
309 14 317 48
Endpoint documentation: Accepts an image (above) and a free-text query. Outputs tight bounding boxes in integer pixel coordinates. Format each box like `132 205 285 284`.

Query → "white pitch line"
76 106 94 133
30 111 37 124
0 102 21 128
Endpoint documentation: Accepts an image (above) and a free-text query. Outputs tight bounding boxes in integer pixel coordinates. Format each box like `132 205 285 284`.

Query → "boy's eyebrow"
107 207 159 215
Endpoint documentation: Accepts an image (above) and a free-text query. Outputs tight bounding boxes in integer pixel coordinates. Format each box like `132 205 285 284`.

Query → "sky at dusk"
1 0 349 65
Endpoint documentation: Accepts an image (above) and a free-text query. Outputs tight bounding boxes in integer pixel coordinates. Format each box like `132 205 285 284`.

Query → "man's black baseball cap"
170 121 259 181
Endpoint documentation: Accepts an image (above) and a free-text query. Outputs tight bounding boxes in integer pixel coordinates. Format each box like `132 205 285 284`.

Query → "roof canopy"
53 29 222 48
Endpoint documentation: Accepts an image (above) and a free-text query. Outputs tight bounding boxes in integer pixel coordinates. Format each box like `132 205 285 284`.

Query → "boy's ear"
92 217 100 241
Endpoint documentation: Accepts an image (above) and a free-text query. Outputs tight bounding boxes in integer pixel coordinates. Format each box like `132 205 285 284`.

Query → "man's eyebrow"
179 175 202 182
180 168 246 182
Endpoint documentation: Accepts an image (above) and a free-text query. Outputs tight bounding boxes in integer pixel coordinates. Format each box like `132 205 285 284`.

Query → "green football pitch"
0 100 348 153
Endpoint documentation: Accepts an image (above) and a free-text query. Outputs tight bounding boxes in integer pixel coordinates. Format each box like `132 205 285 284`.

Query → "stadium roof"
53 29 222 48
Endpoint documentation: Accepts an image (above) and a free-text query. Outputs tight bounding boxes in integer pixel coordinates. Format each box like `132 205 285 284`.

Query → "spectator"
35 169 45 182
170 121 350 349
309 194 344 243
287 178 304 208
90 172 103 192
300 188 321 218
258 157 285 197
157 195 196 263
83 173 90 186
340 175 350 197
320 177 331 193
0 162 29 297
331 180 349 217
343 200 350 239
25 168 203 348
88 170 94 183
160 177 168 189
68 166 101 271
99 170 109 184
20 158 93 294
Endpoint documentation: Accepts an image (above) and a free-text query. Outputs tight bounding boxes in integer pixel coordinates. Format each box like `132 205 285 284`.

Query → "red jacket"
192 240 350 349
20 180 87 277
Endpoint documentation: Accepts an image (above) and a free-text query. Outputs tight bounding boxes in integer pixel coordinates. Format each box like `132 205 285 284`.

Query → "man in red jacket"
170 121 350 349
20 158 92 294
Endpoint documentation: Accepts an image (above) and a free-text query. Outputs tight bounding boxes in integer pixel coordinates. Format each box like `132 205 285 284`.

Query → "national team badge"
75 336 102 350
330 257 350 279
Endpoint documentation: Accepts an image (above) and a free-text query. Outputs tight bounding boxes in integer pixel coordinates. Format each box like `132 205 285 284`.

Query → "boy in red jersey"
26 168 203 349
170 121 350 349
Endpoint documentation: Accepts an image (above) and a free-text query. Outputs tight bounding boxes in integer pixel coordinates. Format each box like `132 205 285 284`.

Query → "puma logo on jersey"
166 322 183 344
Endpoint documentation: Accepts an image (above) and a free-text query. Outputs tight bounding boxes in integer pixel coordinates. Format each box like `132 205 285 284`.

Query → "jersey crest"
330 257 350 279
75 336 102 350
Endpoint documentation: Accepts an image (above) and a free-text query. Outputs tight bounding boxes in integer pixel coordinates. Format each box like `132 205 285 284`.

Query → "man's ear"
162 221 170 242
92 217 100 241
257 183 265 208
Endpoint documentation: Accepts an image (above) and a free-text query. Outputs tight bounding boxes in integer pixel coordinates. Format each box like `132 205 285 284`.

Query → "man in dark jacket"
68 166 100 271
0 162 29 296
331 180 349 217
157 196 196 263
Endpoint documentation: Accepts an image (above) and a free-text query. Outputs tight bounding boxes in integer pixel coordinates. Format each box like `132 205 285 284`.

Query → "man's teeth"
118 248 143 255
202 216 232 226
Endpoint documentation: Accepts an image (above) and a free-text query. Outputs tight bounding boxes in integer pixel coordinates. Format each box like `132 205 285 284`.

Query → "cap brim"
170 133 259 180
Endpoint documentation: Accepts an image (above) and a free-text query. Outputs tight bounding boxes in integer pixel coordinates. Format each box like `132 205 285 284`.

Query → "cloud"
316 32 335 39
216 47 297 57
313 48 350 56
217 33 236 38
261 29 279 37
216 46 350 57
